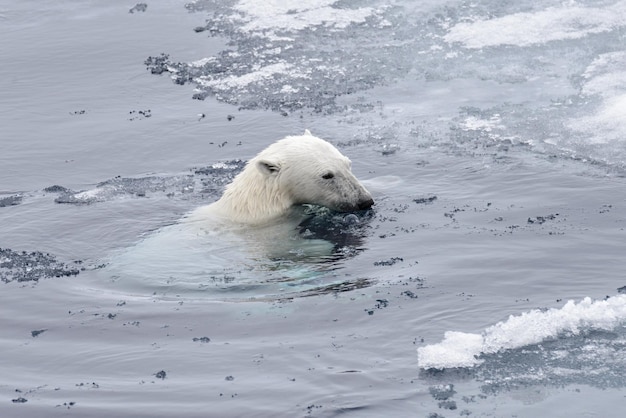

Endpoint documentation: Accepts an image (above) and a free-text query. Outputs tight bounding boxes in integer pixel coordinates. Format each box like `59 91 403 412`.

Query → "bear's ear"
257 159 281 176
304 129 312 136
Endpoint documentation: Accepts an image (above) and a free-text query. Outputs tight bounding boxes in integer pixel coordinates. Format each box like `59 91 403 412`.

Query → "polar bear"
189 130 374 225
105 131 374 297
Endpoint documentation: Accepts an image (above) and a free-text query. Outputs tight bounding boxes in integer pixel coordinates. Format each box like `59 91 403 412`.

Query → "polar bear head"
211 130 374 225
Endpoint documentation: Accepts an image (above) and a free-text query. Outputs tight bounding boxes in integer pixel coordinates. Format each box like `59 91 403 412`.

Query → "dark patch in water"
527 213 559 225
0 248 81 283
438 400 457 410
31 329 47 337
414 195 438 205
429 384 456 401
75 382 100 389
373 257 403 266
297 206 374 256
59 401 76 409
43 185 71 193
128 109 152 121
305 404 323 414
0 195 22 207
365 297 391 315
193 337 211 343
145 53 171 75
129 3 147 14
375 298 389 308
154 370 167 380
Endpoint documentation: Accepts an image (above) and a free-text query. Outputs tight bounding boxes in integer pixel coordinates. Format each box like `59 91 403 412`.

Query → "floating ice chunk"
444 2 626 48
418 295 626 370
417 331 485 369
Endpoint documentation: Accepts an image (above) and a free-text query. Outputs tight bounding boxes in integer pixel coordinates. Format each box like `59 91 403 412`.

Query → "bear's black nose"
358 197 374 210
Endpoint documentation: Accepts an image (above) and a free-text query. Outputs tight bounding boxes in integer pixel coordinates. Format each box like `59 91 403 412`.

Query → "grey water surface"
1 1 626 417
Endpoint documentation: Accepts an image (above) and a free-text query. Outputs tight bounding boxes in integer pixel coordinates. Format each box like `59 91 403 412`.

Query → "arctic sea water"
1 0 625 417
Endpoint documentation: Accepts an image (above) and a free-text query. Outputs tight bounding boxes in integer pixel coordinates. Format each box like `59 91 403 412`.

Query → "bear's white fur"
190 130 374 225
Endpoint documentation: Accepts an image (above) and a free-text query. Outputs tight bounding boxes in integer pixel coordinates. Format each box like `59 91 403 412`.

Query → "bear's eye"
322 172 335 180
